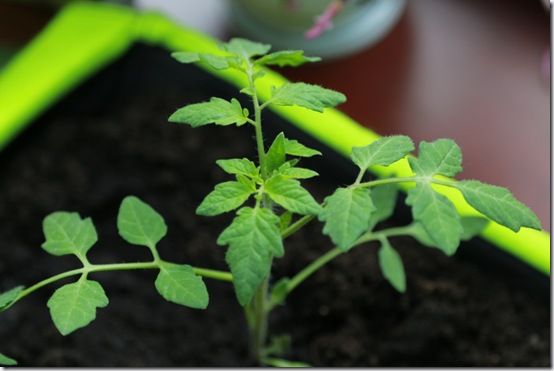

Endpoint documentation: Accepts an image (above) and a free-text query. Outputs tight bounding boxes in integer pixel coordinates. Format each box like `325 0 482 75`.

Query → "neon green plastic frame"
0 2 549 275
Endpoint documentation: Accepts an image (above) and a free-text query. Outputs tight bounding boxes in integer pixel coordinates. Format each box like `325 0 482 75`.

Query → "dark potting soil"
0 46 549 367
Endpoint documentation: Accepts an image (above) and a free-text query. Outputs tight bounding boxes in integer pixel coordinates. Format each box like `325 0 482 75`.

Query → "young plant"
0 38 541 367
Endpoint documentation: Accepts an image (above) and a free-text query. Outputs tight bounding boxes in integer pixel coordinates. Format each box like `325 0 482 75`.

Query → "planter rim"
0 1 549 275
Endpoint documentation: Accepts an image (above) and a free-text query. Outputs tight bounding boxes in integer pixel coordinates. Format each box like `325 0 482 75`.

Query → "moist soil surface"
0 46 549 367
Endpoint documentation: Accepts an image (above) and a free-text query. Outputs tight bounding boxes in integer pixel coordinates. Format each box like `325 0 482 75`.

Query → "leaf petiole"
4 261 232 312
269 224 418 309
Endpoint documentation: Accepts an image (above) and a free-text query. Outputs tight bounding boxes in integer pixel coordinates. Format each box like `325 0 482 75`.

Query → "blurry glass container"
230 0 406 60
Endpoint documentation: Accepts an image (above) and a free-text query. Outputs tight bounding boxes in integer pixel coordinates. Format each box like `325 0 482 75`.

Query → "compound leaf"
406 183 462 255
378 240 406 293
283 138 322 157
0 286 24 311
47 278 108 336
218 207 282 305
155 263 209 309
351 136 414 170
270 83 346 112
319 187 375 251
42 212 97 258
117 196 167 248
256 50 320 67
169 97 248 127
265 176 321 215
196 181 254 216
409 139 462 177
216 158 259 178
0 353 17 366
456 180 541 231
224 38 271 59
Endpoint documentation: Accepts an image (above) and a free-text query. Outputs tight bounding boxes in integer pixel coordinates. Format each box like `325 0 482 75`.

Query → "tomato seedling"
0 38 541 367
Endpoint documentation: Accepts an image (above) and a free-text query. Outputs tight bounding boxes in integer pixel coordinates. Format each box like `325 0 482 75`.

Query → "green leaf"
47 278 108 336
409 222 436 248
117 196 167 248
0 286 24 311
199 54 231 70
351 136 414 170
263 358 311 368
196 181 254 216
409 139 462 177
283 138 322 157
378 240 406 293
216 158 258 178
278 166 319 179
265 175 321 215
269 277 290 307
409 217 488 249
265 133 287 175
367 184 398 230
224 38 271 59
460 217 489 240
42 212 97 258
155 263 209 309
0 353 17 366
270 83 346 112
406 183 462 255
218 207 283 305
279 211 293 232
169 97 248 127
171 51 200 63
319 187 375 250
172 52 231 70
256 50 320 67
456 180 541 231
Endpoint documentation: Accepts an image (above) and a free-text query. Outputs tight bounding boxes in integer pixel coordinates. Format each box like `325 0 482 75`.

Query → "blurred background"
0 0 549 230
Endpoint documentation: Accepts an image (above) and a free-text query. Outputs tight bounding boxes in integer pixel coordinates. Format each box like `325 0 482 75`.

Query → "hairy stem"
245 62 273 364
5 261 232 311
251 276 270 363
247 63 266 179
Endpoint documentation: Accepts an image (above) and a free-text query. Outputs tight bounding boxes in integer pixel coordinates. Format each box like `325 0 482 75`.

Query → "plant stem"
245 62 273 364
247 64 267 179
277 225 416 305
281 215 315 239
356 176 419 188
285 247 343 295
251 276 269 363
5 261 232 311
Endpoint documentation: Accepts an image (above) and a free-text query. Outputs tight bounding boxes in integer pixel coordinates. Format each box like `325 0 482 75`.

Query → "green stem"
285 247 343 296
357 176 419 188
192 267 233 282
275 225 417 307
6 261 232 311
245 62 273 364
247 64 266 179
281 215 315 239
251 276 269 363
